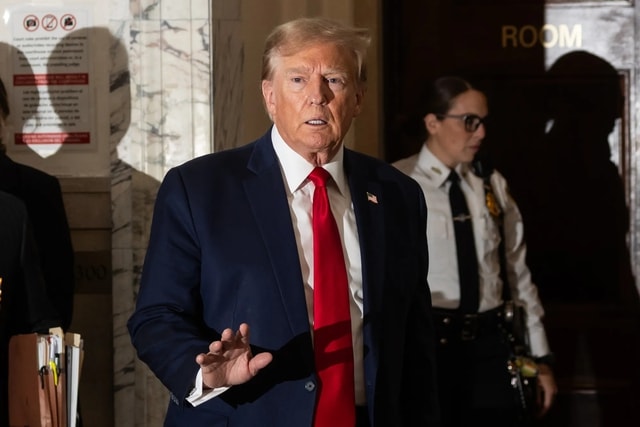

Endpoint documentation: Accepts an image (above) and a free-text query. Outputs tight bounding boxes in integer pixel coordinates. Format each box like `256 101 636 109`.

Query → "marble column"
110 0 216 425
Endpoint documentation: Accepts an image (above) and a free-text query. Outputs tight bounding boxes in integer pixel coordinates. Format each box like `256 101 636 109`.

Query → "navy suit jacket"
128 130 440 426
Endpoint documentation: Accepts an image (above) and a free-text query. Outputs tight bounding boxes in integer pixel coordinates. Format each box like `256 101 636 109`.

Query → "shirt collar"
271 125 347 194
416 144 472 187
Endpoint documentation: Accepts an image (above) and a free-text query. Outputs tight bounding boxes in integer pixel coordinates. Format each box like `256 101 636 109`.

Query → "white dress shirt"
188 126 366 406
393 144 551 357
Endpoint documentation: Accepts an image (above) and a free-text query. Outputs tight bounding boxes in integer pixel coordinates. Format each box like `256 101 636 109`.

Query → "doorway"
382 2 640 426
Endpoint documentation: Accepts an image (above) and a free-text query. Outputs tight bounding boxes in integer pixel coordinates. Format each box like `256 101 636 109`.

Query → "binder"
64 332 83 427
8 328 82 427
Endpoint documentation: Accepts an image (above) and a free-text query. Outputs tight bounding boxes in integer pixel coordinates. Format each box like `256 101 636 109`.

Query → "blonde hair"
261 17 371 85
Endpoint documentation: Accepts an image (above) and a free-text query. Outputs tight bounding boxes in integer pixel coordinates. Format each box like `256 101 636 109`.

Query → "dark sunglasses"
436 113 487 132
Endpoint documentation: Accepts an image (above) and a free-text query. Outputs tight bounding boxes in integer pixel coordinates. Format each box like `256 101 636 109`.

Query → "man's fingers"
248 352 273 375
237 323 251 344
199 324 254 367
195 352 217 367
220 327 235 342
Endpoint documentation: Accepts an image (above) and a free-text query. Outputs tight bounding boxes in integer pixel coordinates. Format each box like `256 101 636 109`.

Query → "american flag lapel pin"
366 192 378 204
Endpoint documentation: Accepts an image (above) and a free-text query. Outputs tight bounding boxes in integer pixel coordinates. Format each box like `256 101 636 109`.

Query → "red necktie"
308 167 356 427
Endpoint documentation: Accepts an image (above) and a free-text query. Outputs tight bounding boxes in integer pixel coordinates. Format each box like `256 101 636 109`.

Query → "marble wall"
110 0 214 425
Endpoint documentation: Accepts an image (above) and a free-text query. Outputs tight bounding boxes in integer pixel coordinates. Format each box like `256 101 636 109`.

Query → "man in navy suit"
128 17 440 426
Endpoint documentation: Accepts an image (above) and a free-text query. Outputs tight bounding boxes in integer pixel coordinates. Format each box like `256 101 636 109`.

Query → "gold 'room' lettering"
502 24 582 48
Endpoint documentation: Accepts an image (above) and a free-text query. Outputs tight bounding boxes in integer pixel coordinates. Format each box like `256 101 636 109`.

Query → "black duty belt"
432 305 505 343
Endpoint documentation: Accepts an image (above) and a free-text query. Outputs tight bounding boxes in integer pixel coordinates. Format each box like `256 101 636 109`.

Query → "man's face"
261 42 364 164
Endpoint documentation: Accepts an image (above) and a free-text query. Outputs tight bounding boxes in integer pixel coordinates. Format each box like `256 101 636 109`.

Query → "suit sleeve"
402 184 441 425
492 171 550 358
127 168 212 403
0 193 61 334
21 215 61 332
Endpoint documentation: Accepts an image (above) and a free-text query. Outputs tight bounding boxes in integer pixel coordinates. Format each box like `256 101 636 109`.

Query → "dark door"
383 2 640 426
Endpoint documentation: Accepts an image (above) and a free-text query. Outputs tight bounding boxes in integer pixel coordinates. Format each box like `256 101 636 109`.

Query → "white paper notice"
7 6 92 158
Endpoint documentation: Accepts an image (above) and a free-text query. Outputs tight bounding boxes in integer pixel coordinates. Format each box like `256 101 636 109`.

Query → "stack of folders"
8 327 84 427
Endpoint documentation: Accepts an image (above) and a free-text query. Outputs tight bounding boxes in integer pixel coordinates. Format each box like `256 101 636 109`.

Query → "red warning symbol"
23 15 39 32
42 14 58 31
61 14 76 31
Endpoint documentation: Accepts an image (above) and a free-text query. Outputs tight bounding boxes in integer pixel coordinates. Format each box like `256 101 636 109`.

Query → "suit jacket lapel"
344 150 385 385
242 133 310 332
345 150 385 317
240 140 388 355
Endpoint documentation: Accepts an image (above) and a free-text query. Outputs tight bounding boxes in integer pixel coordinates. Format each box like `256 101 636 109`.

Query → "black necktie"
448 170 480 313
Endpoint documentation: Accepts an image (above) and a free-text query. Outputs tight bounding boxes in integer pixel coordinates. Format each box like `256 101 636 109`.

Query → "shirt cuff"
186 368 230 407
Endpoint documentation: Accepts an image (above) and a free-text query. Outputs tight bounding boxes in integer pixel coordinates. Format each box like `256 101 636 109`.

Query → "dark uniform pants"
433 307 529 427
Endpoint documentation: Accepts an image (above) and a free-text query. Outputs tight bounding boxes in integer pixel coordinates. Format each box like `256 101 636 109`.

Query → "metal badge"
484 185 502 218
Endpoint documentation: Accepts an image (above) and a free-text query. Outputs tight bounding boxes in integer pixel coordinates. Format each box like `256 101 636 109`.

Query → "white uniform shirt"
393 144 551 357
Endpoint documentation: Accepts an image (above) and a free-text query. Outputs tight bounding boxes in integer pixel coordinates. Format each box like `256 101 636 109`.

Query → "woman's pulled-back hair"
419 76 474 117
402 76 475 143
